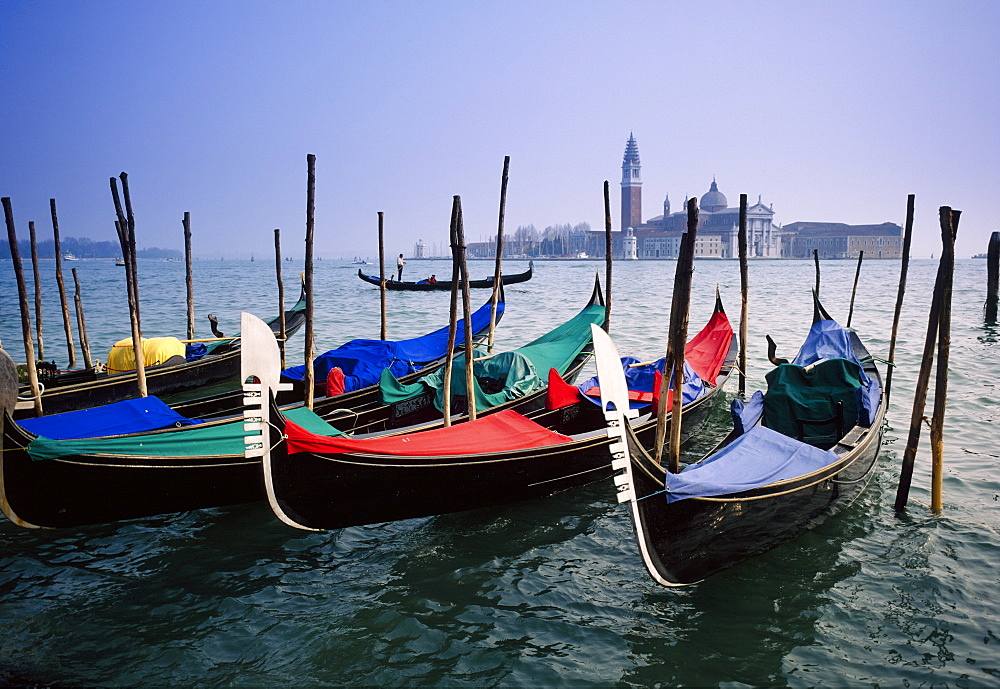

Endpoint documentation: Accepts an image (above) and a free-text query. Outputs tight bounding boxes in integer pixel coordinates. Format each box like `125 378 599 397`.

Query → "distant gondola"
357 261 533 291
603 292 886 586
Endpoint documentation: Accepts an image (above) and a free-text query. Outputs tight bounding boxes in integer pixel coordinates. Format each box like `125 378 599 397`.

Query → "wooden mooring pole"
894 206 959 513
655 198 699 470
2 198 43 416
442 197 462 427
813 248 820 297
603 181 613 332
846 250 864 328
29 221 44 361
931 208 960 512
50 199 77 369
111 173 147 397
985 231 999 324
274 229 286 369
455 196 476 422
488 156 509 353
378 212 387 341
303 154 316 410
885 194 914 401
738 193 748 397
183 212 194 340
72 268 92 368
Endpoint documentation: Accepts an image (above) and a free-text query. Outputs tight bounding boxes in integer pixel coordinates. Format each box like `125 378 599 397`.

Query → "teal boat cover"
282 296 505 394
379 302 605 412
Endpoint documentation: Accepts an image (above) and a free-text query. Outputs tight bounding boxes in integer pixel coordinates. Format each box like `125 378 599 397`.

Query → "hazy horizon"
3 1 997 262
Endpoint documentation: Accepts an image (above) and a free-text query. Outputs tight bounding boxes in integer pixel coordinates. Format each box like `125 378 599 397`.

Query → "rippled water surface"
1 256 998 687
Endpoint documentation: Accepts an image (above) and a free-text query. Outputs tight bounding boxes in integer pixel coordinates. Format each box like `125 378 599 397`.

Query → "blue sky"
2 0 997 259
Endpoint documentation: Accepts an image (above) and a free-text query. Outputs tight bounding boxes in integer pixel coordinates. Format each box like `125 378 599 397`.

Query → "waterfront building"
781 222 903 258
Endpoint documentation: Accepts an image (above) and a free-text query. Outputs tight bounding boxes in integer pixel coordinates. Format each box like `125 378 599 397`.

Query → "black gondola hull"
0 414 263 528
266 360 730 530
357 262 532 291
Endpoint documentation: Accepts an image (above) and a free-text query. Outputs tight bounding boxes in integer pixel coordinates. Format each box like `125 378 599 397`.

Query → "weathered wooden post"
894 206 958 513
846 250 864 328
2 198 43 415
28 221 45 361
454 196 476 422
50 199 76 369
603 181 613 332
655 198 699 470
72 268 92 368
111 173 147 397
183 212 194 340
813 248 820 297
442 197 462 427
931 208 960 513
378 211 387 341
985 231 999 324
885 194 914 401
488 156 509 352
303 154 316 410
274 228 286 369
738 193 748 396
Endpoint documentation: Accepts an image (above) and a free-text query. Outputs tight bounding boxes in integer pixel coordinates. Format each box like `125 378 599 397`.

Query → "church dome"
700 179 728 212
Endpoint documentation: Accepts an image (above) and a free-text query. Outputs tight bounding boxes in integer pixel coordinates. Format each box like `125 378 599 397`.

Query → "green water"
1 257 997 686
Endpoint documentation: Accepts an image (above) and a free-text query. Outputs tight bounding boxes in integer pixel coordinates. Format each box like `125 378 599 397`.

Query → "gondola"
603 293 886 586
14 279 309 419
0 349 347 529
252 294 736 531
357 261 533 291
0 291 505 529
316 272 605 434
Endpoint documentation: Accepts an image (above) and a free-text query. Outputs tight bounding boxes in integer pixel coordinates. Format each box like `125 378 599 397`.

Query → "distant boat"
115 258 126 266
351 257 370 265
972 253 988 259
251 254 254 262
63 253 78 261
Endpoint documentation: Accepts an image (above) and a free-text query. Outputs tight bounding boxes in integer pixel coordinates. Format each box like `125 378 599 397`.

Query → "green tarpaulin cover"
379 302 606 412
26 405 341 461
762 357 863 446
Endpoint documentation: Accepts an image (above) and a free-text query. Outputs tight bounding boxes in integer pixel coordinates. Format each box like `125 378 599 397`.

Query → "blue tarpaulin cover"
577 356 705 410
281 298 505 394
19 397 202 440
664 425 840 503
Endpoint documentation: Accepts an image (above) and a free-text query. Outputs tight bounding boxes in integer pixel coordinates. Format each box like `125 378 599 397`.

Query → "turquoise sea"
1 255 997 687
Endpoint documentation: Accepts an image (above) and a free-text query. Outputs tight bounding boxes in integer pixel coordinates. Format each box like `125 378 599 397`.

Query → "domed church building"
616 134 780 259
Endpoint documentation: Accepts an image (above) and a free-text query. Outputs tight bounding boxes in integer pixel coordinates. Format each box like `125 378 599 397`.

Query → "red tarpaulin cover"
284 409 574 458
685 311 733 384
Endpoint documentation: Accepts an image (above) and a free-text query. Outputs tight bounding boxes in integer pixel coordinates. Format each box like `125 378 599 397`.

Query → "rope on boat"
17 381 44 401
636 488 667 502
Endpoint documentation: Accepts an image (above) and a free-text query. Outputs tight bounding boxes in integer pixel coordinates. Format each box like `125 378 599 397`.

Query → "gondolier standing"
396 254 406 281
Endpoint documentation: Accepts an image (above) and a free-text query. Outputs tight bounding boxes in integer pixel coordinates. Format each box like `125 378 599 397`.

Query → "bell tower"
621 133 642 230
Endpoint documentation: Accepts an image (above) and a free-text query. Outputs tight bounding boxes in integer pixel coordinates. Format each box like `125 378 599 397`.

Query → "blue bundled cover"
791 319 879 424
18 397 202 440
282 298 505 394
664 425 840 503
577 356 705 410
